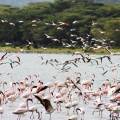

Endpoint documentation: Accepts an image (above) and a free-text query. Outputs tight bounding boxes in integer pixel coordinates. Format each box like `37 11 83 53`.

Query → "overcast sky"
0 0 53 6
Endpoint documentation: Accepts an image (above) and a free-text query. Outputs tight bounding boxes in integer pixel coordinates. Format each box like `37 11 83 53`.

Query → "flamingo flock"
0 52 119 120
1 17 117 52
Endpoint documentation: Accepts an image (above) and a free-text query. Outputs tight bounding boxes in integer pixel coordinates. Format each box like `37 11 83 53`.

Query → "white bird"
18 21 24 23
1 20 5 23
72 20 79 24
70 34 77 37
52 39 60 42
57 27 63 30
58 21 69 26
26 40 32 45
62 43 72 48
9 22 15 26
44 34 53 39
32 20 37 23
71 40 77 44
51 22 57 26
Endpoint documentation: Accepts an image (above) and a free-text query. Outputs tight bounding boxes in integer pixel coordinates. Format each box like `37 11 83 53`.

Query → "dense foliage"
0 0 120 48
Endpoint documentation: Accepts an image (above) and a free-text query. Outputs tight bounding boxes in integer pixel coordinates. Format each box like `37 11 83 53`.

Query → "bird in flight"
34 94 54 120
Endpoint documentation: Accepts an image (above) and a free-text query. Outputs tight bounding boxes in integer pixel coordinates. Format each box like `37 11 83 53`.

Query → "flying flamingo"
34 94 55 120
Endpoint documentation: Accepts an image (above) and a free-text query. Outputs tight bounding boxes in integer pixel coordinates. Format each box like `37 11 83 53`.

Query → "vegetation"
1 46 120 54
0 0 119 49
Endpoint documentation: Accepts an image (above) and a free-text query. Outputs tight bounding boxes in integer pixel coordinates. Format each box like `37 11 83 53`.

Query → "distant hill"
0 0 119 7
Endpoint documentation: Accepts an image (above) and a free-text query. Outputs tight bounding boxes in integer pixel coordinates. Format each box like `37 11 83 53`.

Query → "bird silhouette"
112 86 120 95
34 94 54 113
0 52 7 61
0 58 20 69
36 86 48 93
34 94 54 120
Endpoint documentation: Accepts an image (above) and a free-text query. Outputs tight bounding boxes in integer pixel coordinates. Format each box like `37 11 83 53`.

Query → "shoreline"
0 46 120 54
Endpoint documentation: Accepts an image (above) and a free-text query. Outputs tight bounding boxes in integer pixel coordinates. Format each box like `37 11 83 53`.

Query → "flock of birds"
1 18 115 51
0 8 119 120
42 20 113 50
40 53 113 73
0 52 20 69
0 51 119 120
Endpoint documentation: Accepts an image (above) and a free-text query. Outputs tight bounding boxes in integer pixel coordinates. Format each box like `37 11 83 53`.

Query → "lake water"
0 53 120 120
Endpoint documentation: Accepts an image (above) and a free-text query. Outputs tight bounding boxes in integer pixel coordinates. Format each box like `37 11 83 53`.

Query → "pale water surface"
0 53 120 120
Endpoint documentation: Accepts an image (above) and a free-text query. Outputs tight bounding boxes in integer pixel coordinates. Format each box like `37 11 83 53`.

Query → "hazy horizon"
0 0 54 6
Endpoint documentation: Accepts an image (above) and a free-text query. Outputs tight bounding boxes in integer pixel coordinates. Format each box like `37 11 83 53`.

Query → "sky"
0 0 53 6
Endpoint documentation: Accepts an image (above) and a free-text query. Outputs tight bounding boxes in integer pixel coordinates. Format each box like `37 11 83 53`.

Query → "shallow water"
0 53 120 120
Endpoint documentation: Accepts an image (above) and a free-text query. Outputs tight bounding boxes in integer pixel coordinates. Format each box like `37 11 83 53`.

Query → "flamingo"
76 108 85 120
34 94 55 120
12 98 33 120
68 107 85 120
92 102 105 117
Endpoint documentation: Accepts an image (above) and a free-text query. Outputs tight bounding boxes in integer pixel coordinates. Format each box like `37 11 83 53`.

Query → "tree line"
0 0 120 48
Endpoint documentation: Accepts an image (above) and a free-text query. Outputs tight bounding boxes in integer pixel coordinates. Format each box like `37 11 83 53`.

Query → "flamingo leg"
49 113 52 120
66 108 70 115
30 112 34 119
